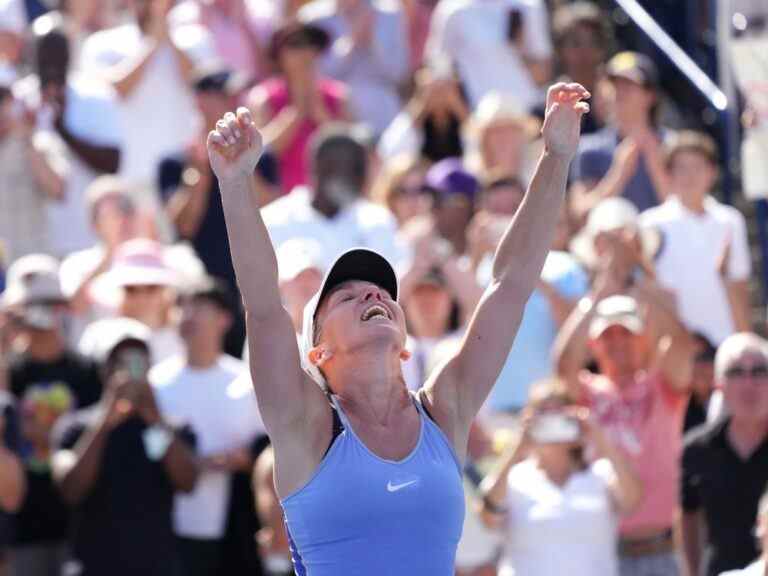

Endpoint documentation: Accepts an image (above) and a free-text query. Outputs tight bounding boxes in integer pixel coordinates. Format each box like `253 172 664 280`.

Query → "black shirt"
12 464 69 546
683 396 709 434
158 156 237 293
9 350 102 410
681 418 768 575
54 409 194 576
0 399 21 549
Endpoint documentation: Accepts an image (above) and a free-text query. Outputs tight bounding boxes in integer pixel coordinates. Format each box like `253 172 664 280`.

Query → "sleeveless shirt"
280 394 465 575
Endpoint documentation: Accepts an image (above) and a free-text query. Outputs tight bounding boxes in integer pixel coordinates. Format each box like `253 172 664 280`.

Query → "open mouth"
360 304 391 322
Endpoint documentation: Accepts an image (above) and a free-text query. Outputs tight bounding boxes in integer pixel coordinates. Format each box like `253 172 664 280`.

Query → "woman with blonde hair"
480 378 642 576
370 154 432 227
466 92 542 183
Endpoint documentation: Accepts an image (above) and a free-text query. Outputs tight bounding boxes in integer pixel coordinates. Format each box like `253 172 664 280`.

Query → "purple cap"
425 158 479 200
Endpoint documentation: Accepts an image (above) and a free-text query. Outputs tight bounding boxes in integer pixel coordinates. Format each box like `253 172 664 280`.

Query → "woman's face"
481 123 526 173
391 169 431 224
559 23 605 74
278 44 318 78
313 280 408 361
405 282 453 338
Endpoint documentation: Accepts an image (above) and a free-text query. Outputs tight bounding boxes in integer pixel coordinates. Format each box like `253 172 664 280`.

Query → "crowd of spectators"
0 0 767 575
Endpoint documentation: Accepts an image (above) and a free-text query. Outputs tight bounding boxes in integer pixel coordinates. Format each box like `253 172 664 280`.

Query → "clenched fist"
207 107 264 182
541 82 590 159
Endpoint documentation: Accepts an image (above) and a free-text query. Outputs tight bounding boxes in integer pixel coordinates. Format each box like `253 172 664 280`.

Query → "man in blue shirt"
570 51 669 221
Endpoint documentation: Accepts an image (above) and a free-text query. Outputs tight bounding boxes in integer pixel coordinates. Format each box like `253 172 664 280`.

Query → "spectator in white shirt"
640 131 751 345
79 0 199 196
79 239 186 365
299 0 410 135
377 66 468 164
480 379 641 576
425 0 552 110
0 63 66 262
261 123 407 269
152 277 263 576
18 20 122 257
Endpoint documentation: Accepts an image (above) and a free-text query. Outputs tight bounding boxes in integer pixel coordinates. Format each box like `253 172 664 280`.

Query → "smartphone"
529 413 580 444
117 349 149 383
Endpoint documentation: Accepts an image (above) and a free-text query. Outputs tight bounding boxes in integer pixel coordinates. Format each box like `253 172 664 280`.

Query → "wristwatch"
142 424 173 461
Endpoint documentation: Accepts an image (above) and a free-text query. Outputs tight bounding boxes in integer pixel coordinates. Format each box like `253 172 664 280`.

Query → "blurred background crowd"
0 0 767 575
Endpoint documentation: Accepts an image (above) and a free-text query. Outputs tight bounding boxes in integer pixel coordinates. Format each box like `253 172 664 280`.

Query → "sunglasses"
724 365 768 379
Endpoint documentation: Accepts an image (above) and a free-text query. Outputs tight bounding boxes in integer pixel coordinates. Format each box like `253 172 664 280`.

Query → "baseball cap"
102 239 178 289
2 254 64 308
605 51 659 88
570 197 661 268
277 238 325 283
588 295 644 340
425 158 479 201
89 317 151 365
300 248 398 387
192 66 250 96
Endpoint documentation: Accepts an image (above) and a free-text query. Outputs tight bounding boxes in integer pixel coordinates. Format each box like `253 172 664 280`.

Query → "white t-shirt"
500 458 619 576
15 75 122 257
261 186 409 270
720 559 765 575
79 23 200 186
639 196 751 345
151 355 263 540
79 320 183 365
425 0 551 109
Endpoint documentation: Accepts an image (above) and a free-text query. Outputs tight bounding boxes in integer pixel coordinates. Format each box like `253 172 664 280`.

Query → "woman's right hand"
207 107 264 182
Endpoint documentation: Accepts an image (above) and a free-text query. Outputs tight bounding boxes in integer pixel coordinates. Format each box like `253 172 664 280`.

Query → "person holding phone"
479 379 641 576
51 318 198 576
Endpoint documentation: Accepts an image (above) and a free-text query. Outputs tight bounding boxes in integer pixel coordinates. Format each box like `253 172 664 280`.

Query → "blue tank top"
280 393 465 575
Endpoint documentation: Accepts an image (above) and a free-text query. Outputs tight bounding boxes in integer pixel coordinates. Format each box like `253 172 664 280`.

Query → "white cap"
570 197 661 268
100 239 178 289
89 317 151 364
300 248 398 389
277 238 324 283
2 254 64 308
589 295 644 340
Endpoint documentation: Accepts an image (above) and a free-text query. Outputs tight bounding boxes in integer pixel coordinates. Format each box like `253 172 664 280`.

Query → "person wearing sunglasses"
680 333 768 576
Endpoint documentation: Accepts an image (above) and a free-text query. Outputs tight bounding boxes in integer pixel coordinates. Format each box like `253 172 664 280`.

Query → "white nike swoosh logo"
387 480 418 492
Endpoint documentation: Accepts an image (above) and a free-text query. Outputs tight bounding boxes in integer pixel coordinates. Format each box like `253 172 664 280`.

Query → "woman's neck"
534 452 575 487
330 347 410 426
676 191 707 214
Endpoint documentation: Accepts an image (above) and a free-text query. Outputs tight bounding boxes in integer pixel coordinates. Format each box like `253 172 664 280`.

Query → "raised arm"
423 84 590 452
207 108 327 439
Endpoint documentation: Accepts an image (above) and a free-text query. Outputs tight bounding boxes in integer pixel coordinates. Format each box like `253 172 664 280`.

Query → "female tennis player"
208 82 590 575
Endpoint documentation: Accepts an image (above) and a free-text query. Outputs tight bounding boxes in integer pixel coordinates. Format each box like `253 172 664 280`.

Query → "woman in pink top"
249 22 349 195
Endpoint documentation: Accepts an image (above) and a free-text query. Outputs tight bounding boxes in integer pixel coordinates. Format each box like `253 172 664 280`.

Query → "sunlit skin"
309 280 411 393
603 77 655 135
589 324 648 385
404 283 452 339
93 195 138 247
722 350 768 425
481 183 524 216
480 123 527 176
668 150 717 212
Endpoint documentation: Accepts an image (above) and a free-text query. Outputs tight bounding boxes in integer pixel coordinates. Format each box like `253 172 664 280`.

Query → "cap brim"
317 248 398 306
589 316 644 340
